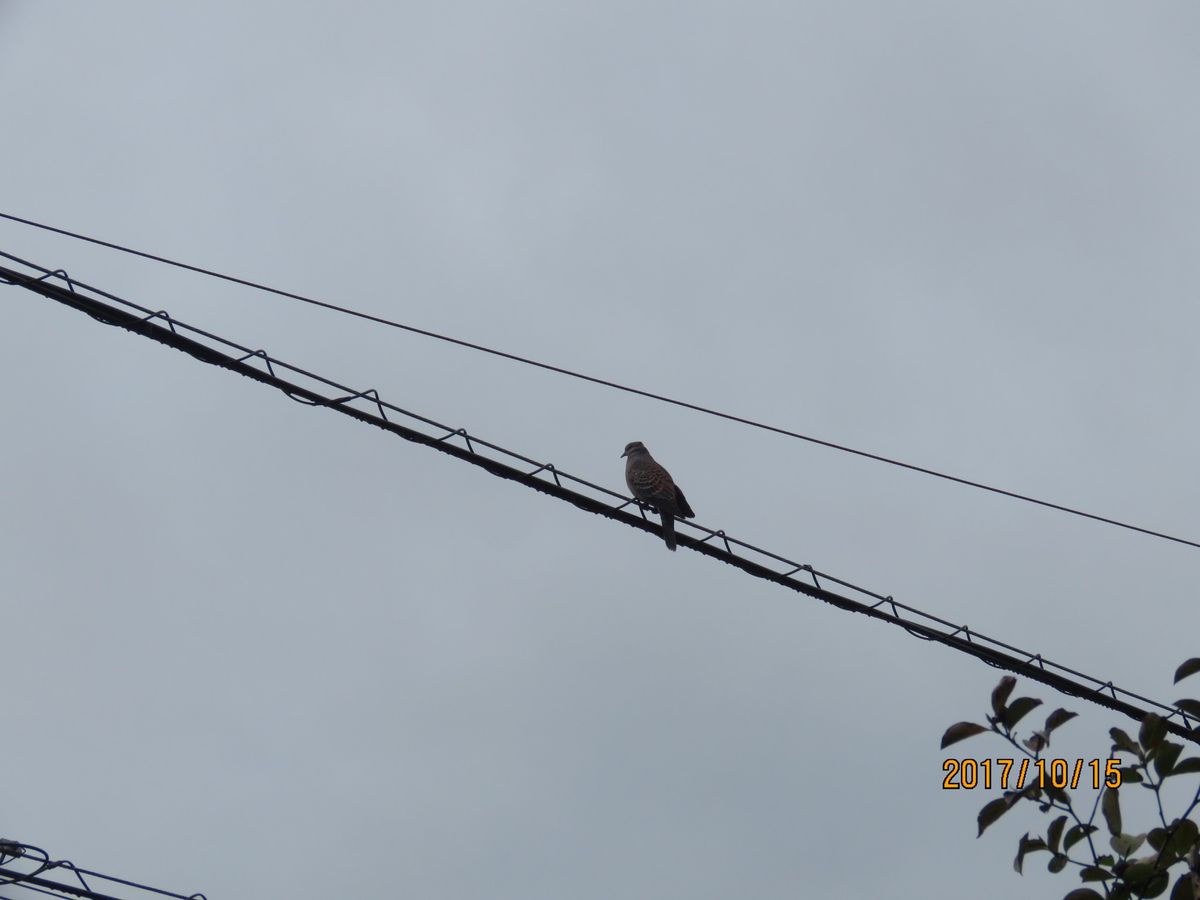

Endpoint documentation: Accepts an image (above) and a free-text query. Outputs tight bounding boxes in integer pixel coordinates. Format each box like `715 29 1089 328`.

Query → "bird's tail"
662 513 677 551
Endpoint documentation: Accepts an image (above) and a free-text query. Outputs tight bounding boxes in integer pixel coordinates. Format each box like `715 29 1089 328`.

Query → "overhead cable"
1 211 1195 551
3 252 1197 744
0 839 204 900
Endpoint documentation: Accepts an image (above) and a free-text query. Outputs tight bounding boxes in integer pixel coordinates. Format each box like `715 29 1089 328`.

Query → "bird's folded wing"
673 485 695 518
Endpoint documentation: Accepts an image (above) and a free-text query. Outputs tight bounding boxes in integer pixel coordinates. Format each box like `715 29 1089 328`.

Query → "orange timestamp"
942 758 1122 791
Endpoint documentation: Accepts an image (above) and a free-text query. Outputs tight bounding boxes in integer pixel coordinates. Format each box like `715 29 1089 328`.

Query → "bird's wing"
673 484 695 518
629 464 669 497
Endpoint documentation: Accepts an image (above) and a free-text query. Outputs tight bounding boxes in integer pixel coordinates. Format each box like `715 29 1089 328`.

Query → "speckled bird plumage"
621 441 695 551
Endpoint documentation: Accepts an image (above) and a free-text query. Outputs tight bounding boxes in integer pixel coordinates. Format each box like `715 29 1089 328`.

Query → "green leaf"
1171 871 1199 900
978 796 1012 837
1110 832 1146 858
1162 819 1199 862
1048 853 1069 873
1025 731 1048 753
1173 657 1200 684
1174 698 1200 719
1016 782 1043 802
1142 873 1171 898
1154 741 1184 779
1004 696 1044 729
1014 832 1048 874
1170 756 1200 776
1079 866 1111 883
1110 728 1141 756
1148 827 1168 851
992 676 1017 717
1102 788 1122 836
1123 863 1169 899
1047 815 1068 854
1064 889 1107 899
1123 857 1160 887
941 721 988 748
1140 713 1168 751
1045 783 1071 807
1044 708 1078 735
1128 873 1166 900
1119 765 1143 784
1064 823 1097 852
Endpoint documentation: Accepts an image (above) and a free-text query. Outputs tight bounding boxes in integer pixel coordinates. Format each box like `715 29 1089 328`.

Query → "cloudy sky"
2 3 1198 898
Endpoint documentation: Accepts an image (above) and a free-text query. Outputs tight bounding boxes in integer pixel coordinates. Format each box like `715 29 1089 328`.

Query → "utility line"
3 252 1197 744
0 840 204 900
1 211 1196 551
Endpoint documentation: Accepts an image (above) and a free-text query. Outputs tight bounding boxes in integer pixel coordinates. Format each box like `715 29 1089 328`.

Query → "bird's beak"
619 450 627 458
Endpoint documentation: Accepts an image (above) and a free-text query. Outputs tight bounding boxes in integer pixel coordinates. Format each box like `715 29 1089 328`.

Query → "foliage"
942 658 1200 900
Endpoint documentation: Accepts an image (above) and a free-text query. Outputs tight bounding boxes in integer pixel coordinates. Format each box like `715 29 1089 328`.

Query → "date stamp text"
942 758 1122 790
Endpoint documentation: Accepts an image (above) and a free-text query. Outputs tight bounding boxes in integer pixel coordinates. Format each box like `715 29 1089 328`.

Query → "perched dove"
621 441 695 551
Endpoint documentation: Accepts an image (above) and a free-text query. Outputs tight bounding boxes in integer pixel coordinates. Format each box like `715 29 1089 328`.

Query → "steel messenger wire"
2 251 1197 746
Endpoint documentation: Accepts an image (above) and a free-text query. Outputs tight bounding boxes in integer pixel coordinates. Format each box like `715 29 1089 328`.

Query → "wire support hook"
324 387 390 421
525 462 563 486
1098 681 1118 700
234 349 278 378
139 309 179 334
35 268 76 293
436 428 475 453
798 564 821 589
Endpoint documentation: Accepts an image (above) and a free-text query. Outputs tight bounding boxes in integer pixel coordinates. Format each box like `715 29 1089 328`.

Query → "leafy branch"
941 657 1200 900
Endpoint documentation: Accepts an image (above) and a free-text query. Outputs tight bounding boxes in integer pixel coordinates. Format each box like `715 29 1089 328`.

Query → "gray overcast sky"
2 3 1198 898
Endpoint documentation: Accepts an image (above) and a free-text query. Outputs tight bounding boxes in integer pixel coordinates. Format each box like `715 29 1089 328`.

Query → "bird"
621 441 695 551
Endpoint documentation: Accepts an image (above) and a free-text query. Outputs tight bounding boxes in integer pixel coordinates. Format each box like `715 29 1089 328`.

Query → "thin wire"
4 254 1198 744
1 210 1197 552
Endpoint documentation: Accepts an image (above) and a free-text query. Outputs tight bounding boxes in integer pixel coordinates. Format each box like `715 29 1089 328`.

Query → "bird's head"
621 441 648 458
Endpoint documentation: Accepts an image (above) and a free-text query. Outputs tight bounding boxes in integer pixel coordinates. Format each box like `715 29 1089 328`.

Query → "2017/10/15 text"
942 758 1122 790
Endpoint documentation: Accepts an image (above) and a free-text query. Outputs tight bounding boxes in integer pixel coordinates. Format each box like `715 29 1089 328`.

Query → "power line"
3 252 1198 745
0 840 204 900
1 211 1196 551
